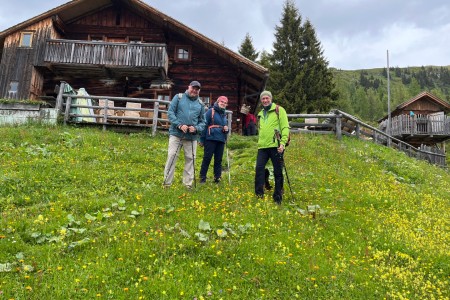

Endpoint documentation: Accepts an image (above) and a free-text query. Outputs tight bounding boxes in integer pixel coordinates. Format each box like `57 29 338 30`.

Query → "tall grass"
0 125 449 299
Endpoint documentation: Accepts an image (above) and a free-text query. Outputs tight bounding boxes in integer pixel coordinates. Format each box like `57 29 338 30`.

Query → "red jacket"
245 113 256 127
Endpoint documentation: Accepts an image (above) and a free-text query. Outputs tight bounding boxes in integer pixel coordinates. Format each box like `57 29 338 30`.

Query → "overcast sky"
1 0 450 70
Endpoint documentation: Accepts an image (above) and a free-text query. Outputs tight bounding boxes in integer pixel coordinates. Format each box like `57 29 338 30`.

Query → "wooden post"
227 111 232 137
102 100 108 131
64 96 72 125
55 81 66 114
335 113 342 140
152 102 159 136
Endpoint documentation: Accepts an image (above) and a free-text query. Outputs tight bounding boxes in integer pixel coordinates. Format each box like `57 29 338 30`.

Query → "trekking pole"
163 136 183 186
274 129 295 201
225 141 231 185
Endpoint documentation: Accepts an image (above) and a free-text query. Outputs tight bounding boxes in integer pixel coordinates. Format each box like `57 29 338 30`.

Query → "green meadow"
0 125 449 299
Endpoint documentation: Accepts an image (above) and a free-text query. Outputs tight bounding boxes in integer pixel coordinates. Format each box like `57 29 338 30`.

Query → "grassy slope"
0 126 449 299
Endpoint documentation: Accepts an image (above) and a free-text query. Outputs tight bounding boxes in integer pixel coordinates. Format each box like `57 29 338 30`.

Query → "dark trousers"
255 147 284 201
200 140 225 180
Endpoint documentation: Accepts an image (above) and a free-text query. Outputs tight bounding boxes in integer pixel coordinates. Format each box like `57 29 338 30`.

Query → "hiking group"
163 81 289 204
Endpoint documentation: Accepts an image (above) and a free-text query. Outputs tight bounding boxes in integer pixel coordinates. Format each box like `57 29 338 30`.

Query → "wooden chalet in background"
0 0 268 131
378 91 450 148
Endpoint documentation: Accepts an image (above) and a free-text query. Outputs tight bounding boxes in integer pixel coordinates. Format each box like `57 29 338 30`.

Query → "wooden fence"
56 82 232 136
287 110 447 167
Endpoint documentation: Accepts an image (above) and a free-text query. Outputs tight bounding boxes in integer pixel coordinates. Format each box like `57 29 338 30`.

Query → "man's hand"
223 125 229 132
188 126 196 133
277 144 284 153
178 124 191 133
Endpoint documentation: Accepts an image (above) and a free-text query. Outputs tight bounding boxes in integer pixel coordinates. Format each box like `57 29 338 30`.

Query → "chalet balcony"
42 39 168 78
380 114 450 144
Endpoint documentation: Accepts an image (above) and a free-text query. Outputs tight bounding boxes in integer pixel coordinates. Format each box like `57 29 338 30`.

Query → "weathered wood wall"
0 18 59 100
0 3 258 131
394 99 443 117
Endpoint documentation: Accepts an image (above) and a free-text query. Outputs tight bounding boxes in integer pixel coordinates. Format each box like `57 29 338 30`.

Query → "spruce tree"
238 33 259 62
301 19 337 112
258 50 271 69
268 0 337 113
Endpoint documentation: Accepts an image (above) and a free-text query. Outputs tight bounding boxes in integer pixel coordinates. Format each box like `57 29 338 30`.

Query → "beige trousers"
163 135 197 187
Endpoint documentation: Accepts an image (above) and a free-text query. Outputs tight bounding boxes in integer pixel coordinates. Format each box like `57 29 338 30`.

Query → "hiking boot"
256 194 264 199
200 177 206 184
214 177 221 183
273 194 282 205
163 184 171 189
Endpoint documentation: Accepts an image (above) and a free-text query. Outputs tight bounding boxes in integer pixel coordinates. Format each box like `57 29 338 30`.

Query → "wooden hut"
378 91 450 147
0 0 268 131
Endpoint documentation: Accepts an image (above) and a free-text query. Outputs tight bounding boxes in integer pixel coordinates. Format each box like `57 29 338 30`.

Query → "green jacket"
257 103 290 149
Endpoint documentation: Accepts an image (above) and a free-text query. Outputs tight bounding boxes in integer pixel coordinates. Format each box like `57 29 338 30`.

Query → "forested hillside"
332 66 450 122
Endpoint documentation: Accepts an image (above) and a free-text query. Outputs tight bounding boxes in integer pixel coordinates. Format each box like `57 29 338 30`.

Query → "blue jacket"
200 102 228 143
168 92 206 140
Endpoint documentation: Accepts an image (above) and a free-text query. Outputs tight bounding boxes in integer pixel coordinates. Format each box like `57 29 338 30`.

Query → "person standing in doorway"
244 112 257 136
163 81 206 189
254 90 289 204
199 96 229 183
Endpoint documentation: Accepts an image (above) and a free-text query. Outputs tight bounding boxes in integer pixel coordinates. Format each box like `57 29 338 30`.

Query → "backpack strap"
207 107 222 135
275 104 290 146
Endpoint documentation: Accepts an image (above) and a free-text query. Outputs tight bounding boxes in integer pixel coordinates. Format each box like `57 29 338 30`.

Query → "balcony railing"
380 114 450 136
44 39 168 70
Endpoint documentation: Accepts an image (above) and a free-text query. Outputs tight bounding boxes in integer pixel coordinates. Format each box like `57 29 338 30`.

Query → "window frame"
20 32 34 47
174 45 192 62
7 81 19 99
89 35 104 42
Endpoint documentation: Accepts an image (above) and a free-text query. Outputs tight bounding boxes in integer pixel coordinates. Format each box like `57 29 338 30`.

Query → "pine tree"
267 0 337 113
300 20 337 112
258 50 271 69
238 33 259 62
268 0 305 113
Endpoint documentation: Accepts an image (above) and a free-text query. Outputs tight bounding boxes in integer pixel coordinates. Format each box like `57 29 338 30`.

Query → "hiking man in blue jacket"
163 81 206 189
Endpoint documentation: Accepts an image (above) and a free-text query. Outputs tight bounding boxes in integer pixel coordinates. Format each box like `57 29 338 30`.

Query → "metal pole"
387 50 392 146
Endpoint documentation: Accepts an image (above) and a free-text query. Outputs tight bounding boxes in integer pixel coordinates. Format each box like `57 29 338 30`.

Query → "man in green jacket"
255 90 290 204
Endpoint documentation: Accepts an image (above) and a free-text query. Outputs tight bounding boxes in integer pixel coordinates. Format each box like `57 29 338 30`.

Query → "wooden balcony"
380 114 450 145
43 39 168 78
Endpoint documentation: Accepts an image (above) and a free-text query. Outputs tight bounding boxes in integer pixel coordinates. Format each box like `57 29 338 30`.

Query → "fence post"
335 113 342 140
55 81 66 115
64 96 72 125
152 102 160 136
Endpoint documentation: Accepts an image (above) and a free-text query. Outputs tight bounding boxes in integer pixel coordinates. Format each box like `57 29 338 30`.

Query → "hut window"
129 37 143 43
20 32 33 47
89 35 103 42
7 81 19 99
157 94 171 101
175 46 191 61
199 96 210 107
